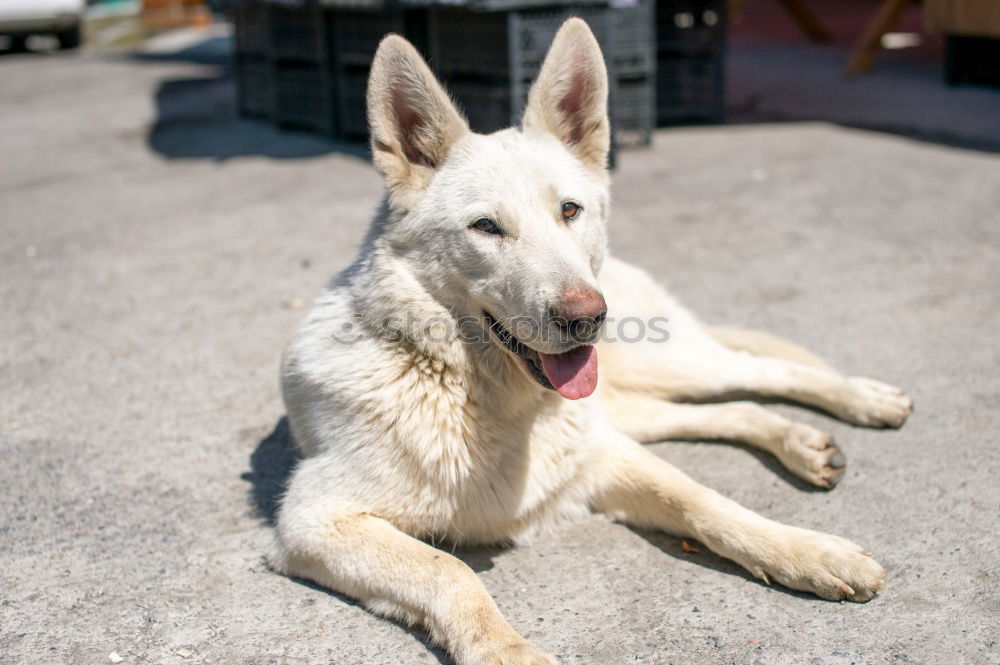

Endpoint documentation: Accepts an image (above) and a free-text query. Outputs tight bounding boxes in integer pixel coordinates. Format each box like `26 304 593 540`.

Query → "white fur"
270 20 912 665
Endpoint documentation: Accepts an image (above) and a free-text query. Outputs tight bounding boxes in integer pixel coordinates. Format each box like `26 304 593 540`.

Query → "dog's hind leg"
585 434 885 601
602 391 846 488
683 352 913 428
603 330 911 428
599 257 911 427
706 326 834 372
272 461 555 665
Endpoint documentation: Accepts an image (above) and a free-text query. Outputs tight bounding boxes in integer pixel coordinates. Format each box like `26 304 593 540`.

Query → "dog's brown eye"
561 201 581 220
470 218 502 235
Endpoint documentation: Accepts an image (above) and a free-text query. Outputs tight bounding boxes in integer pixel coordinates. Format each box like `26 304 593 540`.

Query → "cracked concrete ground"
1 34 998 665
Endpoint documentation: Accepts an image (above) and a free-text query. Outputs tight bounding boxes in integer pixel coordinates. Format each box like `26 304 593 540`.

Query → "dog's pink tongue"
539 345 598 400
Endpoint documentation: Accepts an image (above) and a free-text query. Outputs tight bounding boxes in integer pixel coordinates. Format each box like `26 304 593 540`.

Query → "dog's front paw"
836 377 913 428
778 424 847 489
479 641 558 665
752 527 885 602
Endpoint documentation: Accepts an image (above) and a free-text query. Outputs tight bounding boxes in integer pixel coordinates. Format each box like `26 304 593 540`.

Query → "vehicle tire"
57 23 81 50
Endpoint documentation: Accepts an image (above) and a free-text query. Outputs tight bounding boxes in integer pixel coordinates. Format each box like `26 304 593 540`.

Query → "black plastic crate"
427 5 652 145
611 0 654 78
655 0 724 55
275 64 335 133
236 58 275 118
328 9 407 67
511 5 612 82
232 1 658 147
419 0 622 85
412 0 606 9
335 65 370 138
449 79 512 134
655 54 722 124
945 35 1000 89
270 4 327 64
234 0 270 60
427 9 510 80
513 6 653 145
325 9 420 138
613 75 653 145
655 0 725 125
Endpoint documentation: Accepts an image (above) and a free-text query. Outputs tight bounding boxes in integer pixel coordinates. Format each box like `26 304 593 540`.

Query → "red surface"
731 0 944 61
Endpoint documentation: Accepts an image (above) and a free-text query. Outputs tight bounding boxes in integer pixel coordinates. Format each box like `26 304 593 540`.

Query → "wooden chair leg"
843 0 912 76
776 0 832 43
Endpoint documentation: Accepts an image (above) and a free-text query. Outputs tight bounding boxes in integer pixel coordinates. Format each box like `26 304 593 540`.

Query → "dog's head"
367 19 610 399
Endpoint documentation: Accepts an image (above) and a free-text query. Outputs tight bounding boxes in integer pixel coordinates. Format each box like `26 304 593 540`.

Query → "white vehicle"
0 0 85 50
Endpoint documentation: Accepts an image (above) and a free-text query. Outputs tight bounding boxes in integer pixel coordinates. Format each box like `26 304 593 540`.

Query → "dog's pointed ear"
522 18 610 174
367 35 469 201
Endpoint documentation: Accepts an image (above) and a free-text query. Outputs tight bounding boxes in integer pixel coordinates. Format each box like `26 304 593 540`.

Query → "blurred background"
2 0 997 153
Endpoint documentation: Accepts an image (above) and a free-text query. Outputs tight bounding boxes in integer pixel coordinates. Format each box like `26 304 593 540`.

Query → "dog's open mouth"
484 312 598 400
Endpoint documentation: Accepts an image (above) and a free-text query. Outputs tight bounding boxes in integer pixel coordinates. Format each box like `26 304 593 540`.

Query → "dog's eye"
470 218 502 235
561 201 581 221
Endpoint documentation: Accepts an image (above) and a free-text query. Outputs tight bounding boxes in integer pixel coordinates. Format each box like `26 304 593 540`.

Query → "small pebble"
108 653 123 664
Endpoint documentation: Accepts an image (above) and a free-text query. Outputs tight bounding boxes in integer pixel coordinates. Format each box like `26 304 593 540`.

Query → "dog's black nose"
549 285 607 343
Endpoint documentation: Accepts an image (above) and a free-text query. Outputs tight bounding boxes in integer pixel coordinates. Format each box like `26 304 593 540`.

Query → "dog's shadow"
243 416 296 526
624 525 816 601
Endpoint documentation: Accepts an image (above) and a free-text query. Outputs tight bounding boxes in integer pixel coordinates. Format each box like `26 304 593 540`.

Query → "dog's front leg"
586 436 885 602
272 466 555 665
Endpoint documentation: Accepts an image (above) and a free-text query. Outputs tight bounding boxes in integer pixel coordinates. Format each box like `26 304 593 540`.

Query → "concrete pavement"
1 37 998 665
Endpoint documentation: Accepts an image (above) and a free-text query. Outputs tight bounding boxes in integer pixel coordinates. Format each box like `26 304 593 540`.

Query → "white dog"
272 19 912 665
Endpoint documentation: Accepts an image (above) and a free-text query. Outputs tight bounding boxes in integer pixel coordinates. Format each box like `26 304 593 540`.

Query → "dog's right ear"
522 18 610 175
367 35 469 205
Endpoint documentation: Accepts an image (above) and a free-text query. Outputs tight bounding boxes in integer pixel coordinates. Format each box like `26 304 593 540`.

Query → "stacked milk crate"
233 0 724 146
654 0 726 125
418 0 655 146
